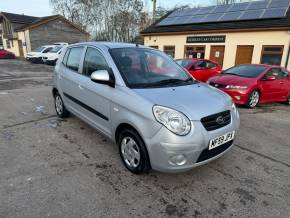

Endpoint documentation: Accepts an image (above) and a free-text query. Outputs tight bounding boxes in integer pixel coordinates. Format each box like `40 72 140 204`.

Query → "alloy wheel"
55 95 63 115
121 137 140 168
249 91 259 108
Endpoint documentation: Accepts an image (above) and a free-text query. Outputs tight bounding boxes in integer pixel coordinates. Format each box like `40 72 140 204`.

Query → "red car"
176 58 222 82
0 49 15 59
207 64 290 108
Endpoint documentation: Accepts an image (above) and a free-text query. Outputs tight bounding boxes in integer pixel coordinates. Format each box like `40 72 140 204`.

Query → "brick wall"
29 18 88 50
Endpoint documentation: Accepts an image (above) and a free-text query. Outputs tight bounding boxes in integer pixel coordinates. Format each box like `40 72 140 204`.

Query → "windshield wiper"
146 78 194 87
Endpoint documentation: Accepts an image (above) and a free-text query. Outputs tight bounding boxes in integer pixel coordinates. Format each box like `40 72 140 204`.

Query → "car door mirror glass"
91 70 110 82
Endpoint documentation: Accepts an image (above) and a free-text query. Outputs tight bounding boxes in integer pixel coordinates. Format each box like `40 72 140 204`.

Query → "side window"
62 48 70 65
83 47 109 77
206 61 216 69
66 47 84 72
265 68 286 79
194 60 206 69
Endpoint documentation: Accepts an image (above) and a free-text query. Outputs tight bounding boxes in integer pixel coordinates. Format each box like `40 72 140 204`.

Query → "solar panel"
247 0 269 10
240 10 264 20
228 2 250 12
157 0 290 26
269 0 290 8
202 13 224 22
195 6 216 15
219 11 242 21
186 15 206 23
183 8 200 16
262 7 288 18
212 5 231 13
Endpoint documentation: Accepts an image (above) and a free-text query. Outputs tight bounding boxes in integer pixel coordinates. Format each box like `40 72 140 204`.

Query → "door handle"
78 84 84 90
279 81 284 84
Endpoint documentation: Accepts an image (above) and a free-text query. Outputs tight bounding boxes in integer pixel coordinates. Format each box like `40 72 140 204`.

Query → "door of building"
210 45 225 67
235 45 253 65
18 40 24 57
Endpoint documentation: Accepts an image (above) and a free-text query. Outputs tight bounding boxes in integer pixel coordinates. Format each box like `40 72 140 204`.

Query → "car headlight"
226 85 248 89
153 105 191 136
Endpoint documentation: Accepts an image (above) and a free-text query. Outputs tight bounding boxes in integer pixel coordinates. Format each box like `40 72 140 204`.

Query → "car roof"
68 41 146 49
238 63 282 68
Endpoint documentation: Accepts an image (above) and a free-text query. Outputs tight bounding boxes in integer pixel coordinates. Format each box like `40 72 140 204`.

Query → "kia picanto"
52 42 240 174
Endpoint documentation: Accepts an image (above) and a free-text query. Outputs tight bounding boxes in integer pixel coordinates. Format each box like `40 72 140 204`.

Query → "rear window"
66 47 84 72
223 65 267 78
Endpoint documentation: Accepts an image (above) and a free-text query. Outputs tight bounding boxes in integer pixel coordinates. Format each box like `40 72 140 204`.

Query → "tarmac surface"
0 59 289 217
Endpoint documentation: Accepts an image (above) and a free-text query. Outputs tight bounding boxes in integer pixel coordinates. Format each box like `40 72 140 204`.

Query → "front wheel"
247 90 260 108
285 94 290 105
118 129 150 174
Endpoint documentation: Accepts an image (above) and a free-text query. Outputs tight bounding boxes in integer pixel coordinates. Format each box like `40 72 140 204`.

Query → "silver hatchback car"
52 42 240 174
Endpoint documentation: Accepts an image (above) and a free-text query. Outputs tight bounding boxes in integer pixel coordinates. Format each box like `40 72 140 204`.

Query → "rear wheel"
54 92 70 118
247 90 260 108
118 129 150 174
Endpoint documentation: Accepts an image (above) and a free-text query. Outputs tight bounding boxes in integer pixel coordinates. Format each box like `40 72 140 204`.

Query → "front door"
260 68 286 102
77 46 112 136
210 46 225 67
235 45 253 65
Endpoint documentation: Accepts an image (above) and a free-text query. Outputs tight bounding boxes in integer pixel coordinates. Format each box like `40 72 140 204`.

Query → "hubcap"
249 91 259 107
121 137 140 168
55 96 63 115
288 96 290 105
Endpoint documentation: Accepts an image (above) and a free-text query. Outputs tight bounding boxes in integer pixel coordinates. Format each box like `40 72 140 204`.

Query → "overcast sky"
0 0 213 17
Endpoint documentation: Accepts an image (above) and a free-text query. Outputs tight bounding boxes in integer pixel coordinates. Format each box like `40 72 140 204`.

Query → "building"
0 12 89 57
141 0 290 70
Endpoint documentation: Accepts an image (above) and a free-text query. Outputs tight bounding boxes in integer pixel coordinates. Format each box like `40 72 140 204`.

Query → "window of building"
184 46 205 59
261 45 284 66
66 47 84 72
163 46 175 58
83 47 109 77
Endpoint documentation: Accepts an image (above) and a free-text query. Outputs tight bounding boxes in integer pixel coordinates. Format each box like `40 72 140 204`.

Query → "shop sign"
187 35 226 43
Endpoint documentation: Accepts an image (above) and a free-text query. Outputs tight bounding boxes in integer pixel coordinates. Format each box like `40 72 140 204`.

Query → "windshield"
176 59 193 68
223 65 268 78
49 46 62 53
33 46 45 52
110 48 196 88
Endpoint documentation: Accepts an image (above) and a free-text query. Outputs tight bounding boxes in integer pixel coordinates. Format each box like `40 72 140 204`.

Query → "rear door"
77 46 112 136
59 46 85 112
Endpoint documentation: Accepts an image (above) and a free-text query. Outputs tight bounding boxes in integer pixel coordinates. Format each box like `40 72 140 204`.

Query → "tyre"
54 92 70 118
247 90 260 108
285 94 290 105
118 129 150 174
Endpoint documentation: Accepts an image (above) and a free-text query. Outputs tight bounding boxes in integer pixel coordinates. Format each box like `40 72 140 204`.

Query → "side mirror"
91 69 115 87
265 75 276 81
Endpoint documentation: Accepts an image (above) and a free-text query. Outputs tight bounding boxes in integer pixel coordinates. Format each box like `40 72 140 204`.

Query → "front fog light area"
169 154 187 166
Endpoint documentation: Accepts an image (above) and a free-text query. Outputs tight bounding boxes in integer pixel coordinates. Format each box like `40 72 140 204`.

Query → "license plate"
209 131 235 150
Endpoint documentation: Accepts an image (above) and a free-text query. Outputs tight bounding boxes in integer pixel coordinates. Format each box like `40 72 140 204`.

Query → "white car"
42 46 64 65
26 45 56 63
54 42 68 46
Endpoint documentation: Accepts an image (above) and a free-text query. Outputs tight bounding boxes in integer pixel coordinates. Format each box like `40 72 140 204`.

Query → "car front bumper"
218 88 250 105
144 108 240 173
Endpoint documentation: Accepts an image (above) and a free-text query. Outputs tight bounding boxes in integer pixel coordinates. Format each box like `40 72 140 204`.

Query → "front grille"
209 82 227 89
196 140 233 163
201 110 231 131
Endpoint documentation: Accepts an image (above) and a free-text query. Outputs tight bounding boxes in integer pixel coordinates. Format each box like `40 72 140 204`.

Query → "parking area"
0 59 289 217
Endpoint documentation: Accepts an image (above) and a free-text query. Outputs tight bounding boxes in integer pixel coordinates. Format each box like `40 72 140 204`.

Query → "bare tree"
215 0 247 5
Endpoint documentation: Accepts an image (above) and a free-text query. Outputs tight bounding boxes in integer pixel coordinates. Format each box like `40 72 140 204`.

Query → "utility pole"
152 0 157 21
